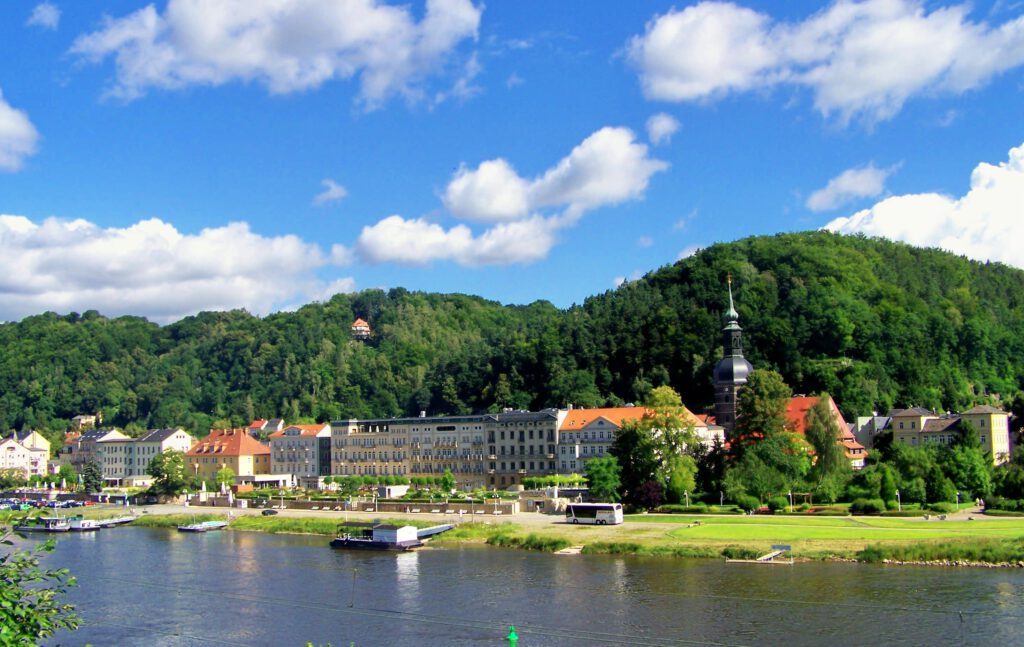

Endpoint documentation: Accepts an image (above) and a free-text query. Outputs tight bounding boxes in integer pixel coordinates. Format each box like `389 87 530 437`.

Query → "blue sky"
0 0 1022 323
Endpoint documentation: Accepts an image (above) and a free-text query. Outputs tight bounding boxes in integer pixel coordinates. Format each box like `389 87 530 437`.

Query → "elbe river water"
29 527 1024 646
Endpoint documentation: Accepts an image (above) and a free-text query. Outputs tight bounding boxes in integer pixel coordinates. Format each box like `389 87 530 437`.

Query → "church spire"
724 273 739 324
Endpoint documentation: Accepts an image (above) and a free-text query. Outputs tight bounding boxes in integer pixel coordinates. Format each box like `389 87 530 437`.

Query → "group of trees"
586 372 1015 513
1 232 1023 451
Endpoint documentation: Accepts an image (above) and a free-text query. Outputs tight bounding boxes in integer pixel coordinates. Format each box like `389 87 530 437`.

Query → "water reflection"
39 529 1024 647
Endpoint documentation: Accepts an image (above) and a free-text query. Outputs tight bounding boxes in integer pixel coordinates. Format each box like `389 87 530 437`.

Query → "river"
31 527 1024 646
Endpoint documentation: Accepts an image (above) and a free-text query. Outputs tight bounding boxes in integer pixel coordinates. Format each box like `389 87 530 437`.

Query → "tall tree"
80 461 103 494
584 456 621 502
804 394 851 488
147 450 189 496
732 370 792 456
610 420 659 507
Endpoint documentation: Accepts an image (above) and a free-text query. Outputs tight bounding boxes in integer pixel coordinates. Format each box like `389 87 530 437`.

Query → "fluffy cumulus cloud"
806 163 895 211
0 90 39 172
26 2 61 30
362 127 667 266
70 0 482 107
313 178 348 206
627 0 1024 123
0 216 355 323
825 141 1024 268
646 113 680 145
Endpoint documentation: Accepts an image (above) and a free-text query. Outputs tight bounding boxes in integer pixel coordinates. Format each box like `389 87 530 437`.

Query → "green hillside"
2 231 1023 444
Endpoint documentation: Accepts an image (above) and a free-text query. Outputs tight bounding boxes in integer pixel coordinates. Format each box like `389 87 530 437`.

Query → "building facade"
331 410 566 489
269 423 332 479
186 428 272 482
97 428 196 486
0 436 48 478
891 405 1011 465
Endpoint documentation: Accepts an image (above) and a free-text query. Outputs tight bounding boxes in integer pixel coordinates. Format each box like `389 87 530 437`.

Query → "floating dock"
726 544 794 565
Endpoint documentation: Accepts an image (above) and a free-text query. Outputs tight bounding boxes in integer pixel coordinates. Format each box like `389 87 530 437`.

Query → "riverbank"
121 505 1024 566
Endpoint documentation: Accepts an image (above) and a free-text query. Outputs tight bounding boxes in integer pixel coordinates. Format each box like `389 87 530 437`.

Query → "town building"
186 428 272 483
556 406 724 474
785 396 868 469
95 428 196 486
852 415 891 449
713 277 753 438
890 405 1011 465
0 435 48 478
71 414 98 430
331 409 565 489
57 428 130 471
12 430 50 455
269 423 332 481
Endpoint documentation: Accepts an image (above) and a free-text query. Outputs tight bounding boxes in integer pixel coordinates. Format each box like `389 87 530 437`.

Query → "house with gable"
785 395 868 469
351 318 372 340
0 434 48 478
187 428 271 484
890 405 1011 465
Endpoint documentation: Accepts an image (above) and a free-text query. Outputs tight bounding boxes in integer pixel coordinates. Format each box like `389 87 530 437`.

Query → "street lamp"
956 491 960 509
788 490 793 512
684 490 689 507
720 491 724 507
896 489 902 512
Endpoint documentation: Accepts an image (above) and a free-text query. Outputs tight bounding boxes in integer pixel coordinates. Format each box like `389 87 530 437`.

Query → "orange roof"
268 423 329 438
249 419 267 428
559 405 704 431
187 428 270 457
351 318 369 328
785 396 865 459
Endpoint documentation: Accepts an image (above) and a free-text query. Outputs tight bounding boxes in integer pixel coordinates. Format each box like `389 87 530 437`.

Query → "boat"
329 523 422 551
68 515 102 532
97 514 139 528
14 516 71 533
177 520 229 533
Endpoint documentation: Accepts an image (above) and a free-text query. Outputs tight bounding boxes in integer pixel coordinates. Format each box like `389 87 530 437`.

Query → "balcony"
546 453 555 459
487 469 495 474
487 454 496 460
517 469 528 475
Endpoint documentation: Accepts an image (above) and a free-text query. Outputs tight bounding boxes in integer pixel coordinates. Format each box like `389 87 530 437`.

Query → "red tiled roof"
559 405 704 431
268 423 329 438
785 396 865 459
187 428 270 457
351 318 370 328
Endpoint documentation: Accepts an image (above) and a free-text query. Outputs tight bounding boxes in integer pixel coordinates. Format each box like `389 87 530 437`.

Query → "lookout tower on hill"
351 318 372 341
713 276 753 438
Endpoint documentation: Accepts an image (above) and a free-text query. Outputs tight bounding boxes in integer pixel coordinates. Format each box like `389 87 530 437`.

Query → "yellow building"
186 428 271 482
960 405 1011 465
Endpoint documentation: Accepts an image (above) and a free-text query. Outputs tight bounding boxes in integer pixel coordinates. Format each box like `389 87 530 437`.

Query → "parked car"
261 509 278 516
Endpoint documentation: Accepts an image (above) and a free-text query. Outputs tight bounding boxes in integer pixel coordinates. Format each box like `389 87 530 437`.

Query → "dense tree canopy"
0 232 1022 448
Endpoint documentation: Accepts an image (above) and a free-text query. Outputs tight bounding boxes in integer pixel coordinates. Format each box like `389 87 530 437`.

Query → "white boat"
68 515 102 532
97 514 138 528
177 520 229 533
15 516 71 532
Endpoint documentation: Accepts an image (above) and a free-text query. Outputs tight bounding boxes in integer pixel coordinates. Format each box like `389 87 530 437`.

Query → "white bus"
565 503 624 525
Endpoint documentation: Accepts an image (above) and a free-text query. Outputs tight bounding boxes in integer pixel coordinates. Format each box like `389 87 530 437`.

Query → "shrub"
734 495 760 512
926 502 957 514
884 499 899 511
766 496 788 512
850 498 885 515
655 504 708 514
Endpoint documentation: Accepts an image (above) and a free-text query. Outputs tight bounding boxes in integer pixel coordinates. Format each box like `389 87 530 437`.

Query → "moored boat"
97 514 139 528
68 515 102 532
15 516 71 532
177 520 229 533
329 523 422 551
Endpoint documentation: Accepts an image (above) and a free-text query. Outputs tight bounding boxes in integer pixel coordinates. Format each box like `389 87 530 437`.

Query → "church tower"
713 276 753 438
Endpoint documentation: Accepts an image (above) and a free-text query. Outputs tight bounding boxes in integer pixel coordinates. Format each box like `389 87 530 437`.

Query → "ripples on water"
33 528 1024 646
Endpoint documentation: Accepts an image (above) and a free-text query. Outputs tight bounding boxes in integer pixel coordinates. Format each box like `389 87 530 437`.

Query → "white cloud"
627 0 1024 124
444 159 530 222
806 162 896 212
638 236 654 248
0 215 355 323
372 126 667 266
355 214 561 266
70 0 482 108
825 141 1024 268
0 90 39 172
313 178 348 206
444 127 667 222
646 113 680 145
26 2 61 30
506 72 524 88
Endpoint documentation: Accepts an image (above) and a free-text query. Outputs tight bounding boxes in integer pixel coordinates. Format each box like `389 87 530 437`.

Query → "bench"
364 507 374 512
431 509 441 514
411 508 421 513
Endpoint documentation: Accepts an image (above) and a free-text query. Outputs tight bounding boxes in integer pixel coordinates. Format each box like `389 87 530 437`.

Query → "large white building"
0 434 48 478
97 428 196 486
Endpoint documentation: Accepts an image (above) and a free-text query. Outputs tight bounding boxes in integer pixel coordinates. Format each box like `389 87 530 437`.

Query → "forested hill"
3 231 1024 445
